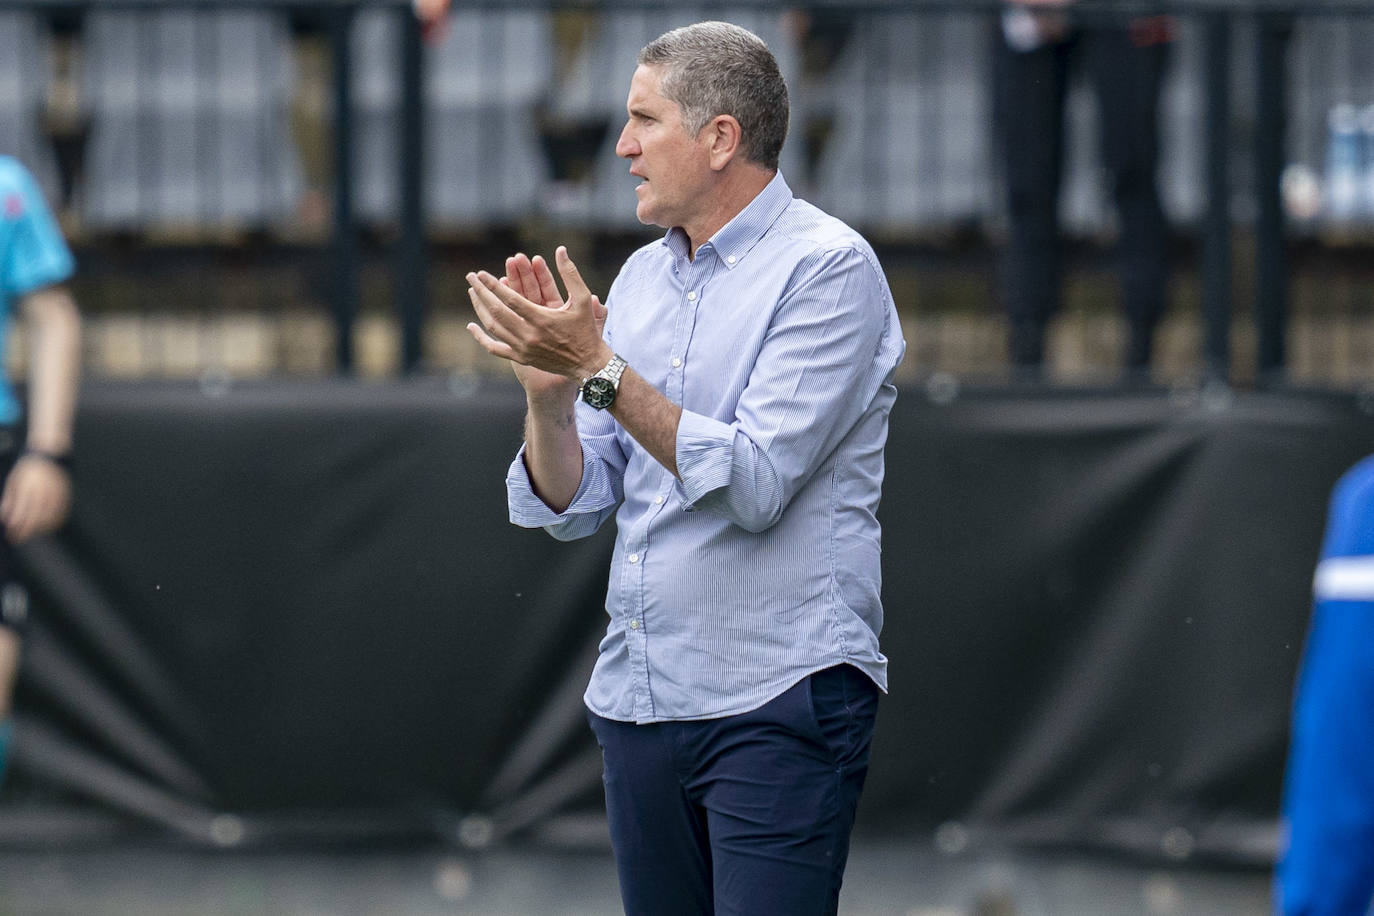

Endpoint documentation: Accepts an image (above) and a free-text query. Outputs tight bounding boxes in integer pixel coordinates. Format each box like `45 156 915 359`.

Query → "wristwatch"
580 353 628 410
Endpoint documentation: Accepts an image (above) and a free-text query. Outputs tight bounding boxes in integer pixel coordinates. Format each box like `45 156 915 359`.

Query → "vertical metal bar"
1202 12 1232 382
1254 13 1291 386
398 4 426 374
331 3 358 374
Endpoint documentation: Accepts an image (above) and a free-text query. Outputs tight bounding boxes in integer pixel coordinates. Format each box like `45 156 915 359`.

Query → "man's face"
615 65 712 231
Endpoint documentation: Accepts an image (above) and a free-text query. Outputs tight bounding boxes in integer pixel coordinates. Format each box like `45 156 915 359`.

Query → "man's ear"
706 115 743 171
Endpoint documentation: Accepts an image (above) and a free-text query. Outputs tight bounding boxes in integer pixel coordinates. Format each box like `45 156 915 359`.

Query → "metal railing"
0 0 1369 384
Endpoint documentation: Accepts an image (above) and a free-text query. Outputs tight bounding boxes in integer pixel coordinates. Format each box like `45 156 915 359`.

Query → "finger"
515 256 546 306
554 247 592 308
504 256 526 299
465 321 520 362
467 288 522 348
10 494 42 543
5 485 34 544
508 253 537 300
467 281 503 331
468 272 536 332
470 270 540 321
591 295 607 336
12 496 45 543
530 255 563 308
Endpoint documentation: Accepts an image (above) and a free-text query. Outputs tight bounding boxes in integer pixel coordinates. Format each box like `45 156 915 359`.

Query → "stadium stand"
350 8 553 229
812 11 995 233
79 7 303 232
0 12 61 207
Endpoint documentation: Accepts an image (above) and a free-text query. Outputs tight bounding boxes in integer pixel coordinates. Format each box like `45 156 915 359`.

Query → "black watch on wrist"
580 354 628 410
22 447 72 472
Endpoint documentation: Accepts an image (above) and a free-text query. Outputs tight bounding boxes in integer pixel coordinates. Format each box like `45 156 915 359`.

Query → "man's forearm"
609 368 681 479
523 391 586 514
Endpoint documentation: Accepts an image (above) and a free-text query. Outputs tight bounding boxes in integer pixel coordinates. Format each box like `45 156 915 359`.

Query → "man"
1275 454 1374 915
466 21 903 914
0 156 83 785
995 0 1173 379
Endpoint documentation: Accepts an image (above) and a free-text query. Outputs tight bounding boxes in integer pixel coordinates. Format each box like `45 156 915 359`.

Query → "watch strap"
22 447 73 472
579 353 628 409
595 353 628 388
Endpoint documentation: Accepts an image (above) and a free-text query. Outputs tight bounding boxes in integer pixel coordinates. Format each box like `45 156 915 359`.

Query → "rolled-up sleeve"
506 402 628 540
674 246 895 532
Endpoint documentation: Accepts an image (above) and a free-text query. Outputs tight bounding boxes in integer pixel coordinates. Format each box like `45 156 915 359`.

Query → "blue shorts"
587 664 880 916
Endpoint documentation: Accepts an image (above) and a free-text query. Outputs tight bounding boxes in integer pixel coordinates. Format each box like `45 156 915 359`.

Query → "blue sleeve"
505 403 627 541
1 162 74 298
1276 457 1374 916
672 246 898 533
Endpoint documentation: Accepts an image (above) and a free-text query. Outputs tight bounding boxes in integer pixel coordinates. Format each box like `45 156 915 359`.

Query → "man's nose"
615 123 637 159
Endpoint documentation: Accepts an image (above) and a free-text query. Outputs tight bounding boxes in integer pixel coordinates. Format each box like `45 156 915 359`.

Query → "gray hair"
637 21 789 171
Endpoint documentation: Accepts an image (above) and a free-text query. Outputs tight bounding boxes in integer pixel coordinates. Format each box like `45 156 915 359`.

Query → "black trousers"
994 21 1170 371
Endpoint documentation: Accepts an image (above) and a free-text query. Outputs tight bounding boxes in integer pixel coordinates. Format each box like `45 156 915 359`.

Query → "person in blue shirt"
465 20 904 916
1275 454 1374 915
0 156 83 787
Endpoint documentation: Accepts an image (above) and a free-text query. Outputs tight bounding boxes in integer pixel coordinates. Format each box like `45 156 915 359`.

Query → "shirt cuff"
506 442 615 527
674 409 737 509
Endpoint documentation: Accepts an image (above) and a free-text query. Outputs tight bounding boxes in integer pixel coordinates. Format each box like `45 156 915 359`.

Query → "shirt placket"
623 252 711 721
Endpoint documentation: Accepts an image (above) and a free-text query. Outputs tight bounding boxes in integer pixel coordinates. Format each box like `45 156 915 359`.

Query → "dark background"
4 378 1368 866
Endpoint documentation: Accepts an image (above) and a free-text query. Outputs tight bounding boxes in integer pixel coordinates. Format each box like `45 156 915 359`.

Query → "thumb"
592 295 607 335
555 246 593 311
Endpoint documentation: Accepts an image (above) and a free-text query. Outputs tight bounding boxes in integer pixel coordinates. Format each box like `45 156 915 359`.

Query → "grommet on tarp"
924 371 960 406
457 814 494 850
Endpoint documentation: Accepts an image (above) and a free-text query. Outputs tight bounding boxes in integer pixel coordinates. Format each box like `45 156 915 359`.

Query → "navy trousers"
587 664 880 916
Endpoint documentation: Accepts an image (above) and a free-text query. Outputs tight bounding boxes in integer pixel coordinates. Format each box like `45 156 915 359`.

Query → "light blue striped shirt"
507 173 905 723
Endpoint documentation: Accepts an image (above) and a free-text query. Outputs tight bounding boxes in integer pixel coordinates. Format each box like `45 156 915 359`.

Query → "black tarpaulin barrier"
1 378 1370 863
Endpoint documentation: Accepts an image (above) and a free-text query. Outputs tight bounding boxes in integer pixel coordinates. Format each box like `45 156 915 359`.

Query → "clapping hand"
466 248 609 403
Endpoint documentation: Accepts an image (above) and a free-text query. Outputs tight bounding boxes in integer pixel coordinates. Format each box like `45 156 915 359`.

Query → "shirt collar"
661 171 794 269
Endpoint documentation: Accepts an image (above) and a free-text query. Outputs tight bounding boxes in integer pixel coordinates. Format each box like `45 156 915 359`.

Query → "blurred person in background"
412 0 449 43
466 20 903 915
0 156 82 787
994 0 1174 381
1275 454 1374 915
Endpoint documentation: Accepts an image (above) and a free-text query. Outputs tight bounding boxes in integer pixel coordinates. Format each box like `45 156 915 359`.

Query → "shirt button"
628 553 639 564
727 255 737 264
654 495 664 505
672 357 682 368
687 291 697 301
629 619 640 630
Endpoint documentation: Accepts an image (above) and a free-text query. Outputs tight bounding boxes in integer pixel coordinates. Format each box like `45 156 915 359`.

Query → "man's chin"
635 202 663 228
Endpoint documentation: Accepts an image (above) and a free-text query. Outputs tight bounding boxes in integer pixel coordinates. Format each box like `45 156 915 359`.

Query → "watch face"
582 376 616 409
